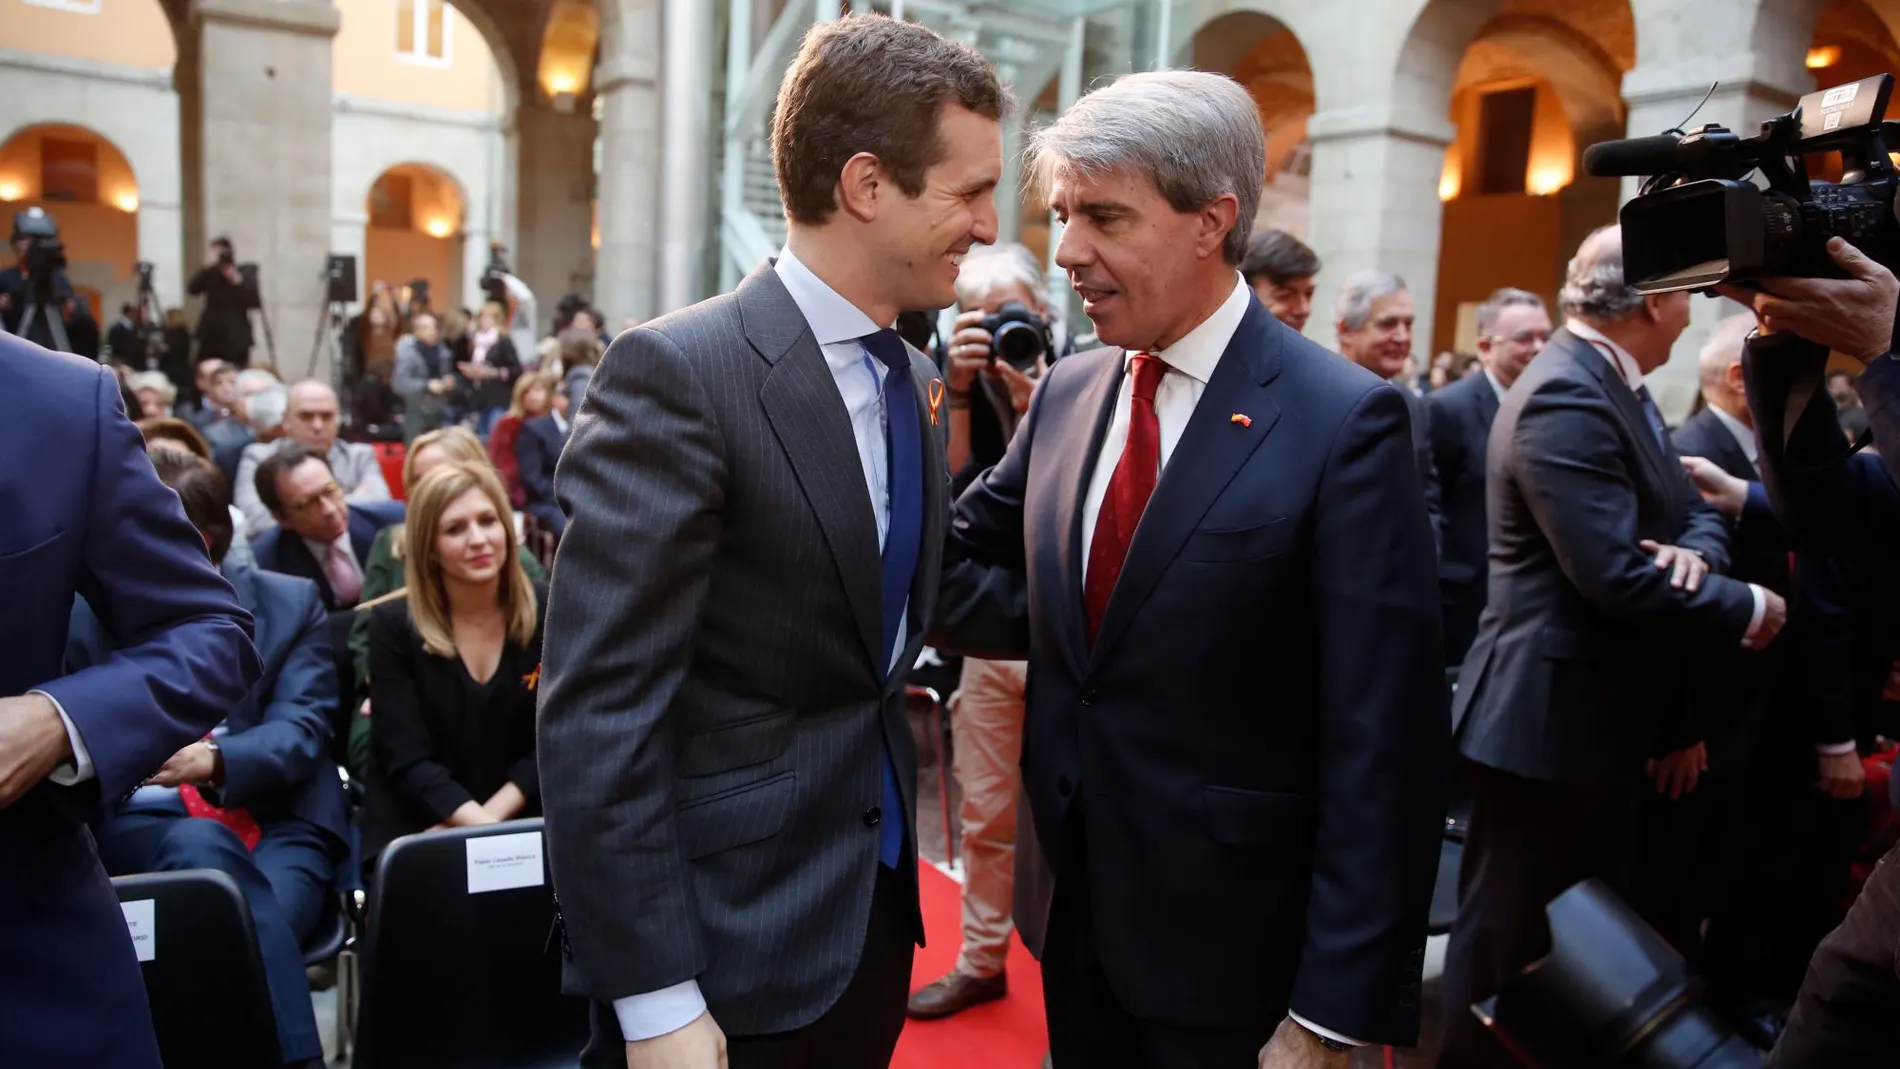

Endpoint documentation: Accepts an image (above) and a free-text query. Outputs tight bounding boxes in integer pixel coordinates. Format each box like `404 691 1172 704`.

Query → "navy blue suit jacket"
73 567 349 853
934 295 1447 1045
515 413 567 516
251 500 405 610
0 334 260 1068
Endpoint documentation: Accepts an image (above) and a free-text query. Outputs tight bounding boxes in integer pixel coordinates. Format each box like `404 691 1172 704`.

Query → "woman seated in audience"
361 462 547 865
486 371 556 509
139 416 255 569
346 426 546 777
129 370 177 420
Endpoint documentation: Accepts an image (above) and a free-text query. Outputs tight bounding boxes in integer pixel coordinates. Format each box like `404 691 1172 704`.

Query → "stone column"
185 0 340 380
594 0 661 325
1305 107 1457 356
513 100 599 325
655 0 715 315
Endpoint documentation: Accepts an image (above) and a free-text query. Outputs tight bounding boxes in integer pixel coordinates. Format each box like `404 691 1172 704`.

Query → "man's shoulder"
626 291 745 353
1671 408 1723 452
0 332 108 406
1041 344 1122 396
229 565 324 618
1428 368 1486 412
239 439 280 464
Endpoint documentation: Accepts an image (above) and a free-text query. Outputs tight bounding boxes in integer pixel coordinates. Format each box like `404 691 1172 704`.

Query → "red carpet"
892 863 1049 1069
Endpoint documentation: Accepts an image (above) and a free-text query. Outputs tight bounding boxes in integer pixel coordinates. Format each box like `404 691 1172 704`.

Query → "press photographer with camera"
187 236 258 367
940 242 1066 485
0 207 97 356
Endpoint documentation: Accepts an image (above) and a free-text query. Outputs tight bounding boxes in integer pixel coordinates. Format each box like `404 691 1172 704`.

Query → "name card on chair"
466 830 545 894
121 899 156 961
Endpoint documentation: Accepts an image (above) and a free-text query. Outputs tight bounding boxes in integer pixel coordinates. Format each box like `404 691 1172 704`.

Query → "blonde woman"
361 462 547 862
345 427 546 776
487 371 556 508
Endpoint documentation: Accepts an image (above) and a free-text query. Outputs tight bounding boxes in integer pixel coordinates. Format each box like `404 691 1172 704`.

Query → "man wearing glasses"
1427 288 1551 663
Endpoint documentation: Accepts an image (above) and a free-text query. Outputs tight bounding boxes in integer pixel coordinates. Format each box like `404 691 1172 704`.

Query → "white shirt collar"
775 245 884 345
1131 272 1251 383
1564 318 1646 392
1483 367 1507 402
1709 403 1759 468
552 408 569 434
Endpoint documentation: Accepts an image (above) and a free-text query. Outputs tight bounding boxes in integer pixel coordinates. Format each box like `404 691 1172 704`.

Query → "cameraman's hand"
1714 237 1898 364
991 358 1039 416
221 264 242 286
1680 456 1749 517
946 309 992 395
1744 588 1788 651
1816 750 1866 800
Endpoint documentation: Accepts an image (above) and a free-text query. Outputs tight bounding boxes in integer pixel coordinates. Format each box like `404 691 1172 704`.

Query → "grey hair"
1334 270 1409 331
1475 288 1547 337
954 242 1048 309
1559 225 1646 321
127 371 176 405
1026 69 1265 265
246 382 289 433
1698 313 1756 390
234 368 279 396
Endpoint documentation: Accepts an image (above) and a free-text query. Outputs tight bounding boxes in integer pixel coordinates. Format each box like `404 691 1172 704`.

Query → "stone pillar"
185 0 340 380
513 101 599 325
655 0 715 315
594 0 662 325
461 223 494 311
1305 108 1456 358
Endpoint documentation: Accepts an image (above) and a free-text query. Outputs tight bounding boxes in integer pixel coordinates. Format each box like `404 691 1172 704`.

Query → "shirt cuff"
1817 741 1859 756
1290 1011 1365 1048
33 689 95 786
1741 584 1767 646
613 980 707 1042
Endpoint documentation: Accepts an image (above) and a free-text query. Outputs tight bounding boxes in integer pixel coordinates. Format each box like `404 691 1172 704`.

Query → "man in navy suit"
0 333 260 1069
934 70 1446 1068
75 452 345 1069
515 400 569 536
249 442 405 612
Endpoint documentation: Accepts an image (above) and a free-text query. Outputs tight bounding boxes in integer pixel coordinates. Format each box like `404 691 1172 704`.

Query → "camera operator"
0 208 97 356
187 237 258 367
941 242 1066 485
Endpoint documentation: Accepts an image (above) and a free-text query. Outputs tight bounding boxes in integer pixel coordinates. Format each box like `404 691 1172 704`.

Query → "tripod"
17 287 72 355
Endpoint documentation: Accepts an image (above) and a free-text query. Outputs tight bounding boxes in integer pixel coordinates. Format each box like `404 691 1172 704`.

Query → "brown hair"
402 463 537 660
771 13 1009 226
508 371 557 419
150 451 234 565
138 417 211 460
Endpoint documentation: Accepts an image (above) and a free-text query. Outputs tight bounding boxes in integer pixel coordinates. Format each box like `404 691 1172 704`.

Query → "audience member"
234 380 391 538
107 303 145 367
1334 269 1442 552
559 328 602 405
1239 227 1319 332
361 462 546 866
1427 287 1550 663
488 371 556 508
514 375 570 538
138 416 256 569
187 237 258 367
459 301 522 435
393 313 457 445
80 450 345 1069
128 370 175 420
183 358 238 429
1426 350 1458 392
940 242 1058 487
346 429 547 777
250 444 403 614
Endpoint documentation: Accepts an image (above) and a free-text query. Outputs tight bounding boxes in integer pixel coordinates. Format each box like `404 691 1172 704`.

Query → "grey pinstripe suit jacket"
537 261 947 1038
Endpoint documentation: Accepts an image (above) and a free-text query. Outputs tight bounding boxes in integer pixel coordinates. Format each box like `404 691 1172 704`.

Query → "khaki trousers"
951 657 1028 978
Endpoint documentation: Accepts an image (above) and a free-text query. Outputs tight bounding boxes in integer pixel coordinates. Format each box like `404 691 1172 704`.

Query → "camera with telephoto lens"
1583 73 1900 294
1476 880 1760 1069
13 207 68 300
481 244 511 306
979 300 1051 373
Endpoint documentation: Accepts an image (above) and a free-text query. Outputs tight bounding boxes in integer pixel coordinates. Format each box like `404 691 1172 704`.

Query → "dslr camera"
979 301 1052 373
1585 73 1900 293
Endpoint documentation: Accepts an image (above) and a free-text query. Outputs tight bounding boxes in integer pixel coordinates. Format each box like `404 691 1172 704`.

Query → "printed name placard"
121 899 156 962
466 830 545 894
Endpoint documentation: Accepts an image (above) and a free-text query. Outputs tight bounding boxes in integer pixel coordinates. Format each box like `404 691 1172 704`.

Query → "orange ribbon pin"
522 665 541 692
928 379 946 426
1231 413 1253 428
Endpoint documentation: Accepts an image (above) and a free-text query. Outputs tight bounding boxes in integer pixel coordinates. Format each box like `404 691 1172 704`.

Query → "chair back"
112 869 282 1069
356 818 587 1068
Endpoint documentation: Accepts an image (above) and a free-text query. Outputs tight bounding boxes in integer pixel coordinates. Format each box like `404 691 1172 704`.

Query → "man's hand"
146 741 218 788
1640 541 1708 592
945 309 993 395
1680 456 1749 518
1713 237 1899 365
1744 588 1788 651
0 693 75 807
1817 751 1867 800
221 263 242 286
990 357 1039 415
625 1010 727 1069
1647 743 1708 801
1257 1017 1348 1069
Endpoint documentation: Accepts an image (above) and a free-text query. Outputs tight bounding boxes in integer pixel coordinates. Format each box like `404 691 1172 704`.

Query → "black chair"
112 869 282 1069
356 818 587 1069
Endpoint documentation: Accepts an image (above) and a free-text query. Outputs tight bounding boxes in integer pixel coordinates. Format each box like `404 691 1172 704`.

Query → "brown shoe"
905 969 1008 1019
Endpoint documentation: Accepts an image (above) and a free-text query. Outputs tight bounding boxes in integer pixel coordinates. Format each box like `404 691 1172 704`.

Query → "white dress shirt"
613 245 908 1043
1074 272 1361 1048
1564 319 1767 644
1483 367 1508 403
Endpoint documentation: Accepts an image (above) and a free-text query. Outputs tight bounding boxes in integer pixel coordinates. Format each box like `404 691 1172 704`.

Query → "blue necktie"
860 328 921 869
1635 384 1669 449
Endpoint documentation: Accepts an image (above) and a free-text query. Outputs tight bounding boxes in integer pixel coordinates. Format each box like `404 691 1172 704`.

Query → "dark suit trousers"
97 806 332 1064
1440 580 1485 668
1042 816 1271 1069
1438 762 1639 1069
581 863 912 1069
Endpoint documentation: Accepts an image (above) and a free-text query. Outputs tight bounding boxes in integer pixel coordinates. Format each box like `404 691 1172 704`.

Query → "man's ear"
1197 194 1240 261
836 152 884 224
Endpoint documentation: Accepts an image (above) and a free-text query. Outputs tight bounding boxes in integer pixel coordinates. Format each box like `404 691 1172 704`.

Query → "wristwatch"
1298 1022 1353 1054
199 736 225 787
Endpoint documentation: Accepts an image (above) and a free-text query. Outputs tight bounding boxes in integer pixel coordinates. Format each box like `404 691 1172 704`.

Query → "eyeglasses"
287 481 344 513
1491 330 1552 347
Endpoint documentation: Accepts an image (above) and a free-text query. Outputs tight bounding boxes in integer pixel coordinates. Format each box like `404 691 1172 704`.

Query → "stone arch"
359 161 474 317
445 0 528 118
1189 9 1316 237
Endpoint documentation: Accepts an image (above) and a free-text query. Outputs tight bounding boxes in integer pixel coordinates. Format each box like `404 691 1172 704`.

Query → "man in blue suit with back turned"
0 332 261 1069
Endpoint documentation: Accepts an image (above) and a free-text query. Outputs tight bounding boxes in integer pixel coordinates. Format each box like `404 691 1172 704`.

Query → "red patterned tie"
1084 353 1168 644
180 775 262 852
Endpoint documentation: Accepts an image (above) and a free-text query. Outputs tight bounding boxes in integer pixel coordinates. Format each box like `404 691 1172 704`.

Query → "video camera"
979 301 1052 373
481 242 512 306
12 207 68 303
1585 73 1900 294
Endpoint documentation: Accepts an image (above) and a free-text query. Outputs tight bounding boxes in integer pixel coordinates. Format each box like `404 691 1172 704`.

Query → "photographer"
0 208 96 356
187 237 258 367
941 242 1065 487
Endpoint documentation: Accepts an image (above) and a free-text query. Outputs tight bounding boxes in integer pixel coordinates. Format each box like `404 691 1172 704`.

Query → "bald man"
232 379 390 538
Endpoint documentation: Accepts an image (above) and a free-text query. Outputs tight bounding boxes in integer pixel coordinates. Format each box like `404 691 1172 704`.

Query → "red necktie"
179 751 262 852
1085 353 1168 644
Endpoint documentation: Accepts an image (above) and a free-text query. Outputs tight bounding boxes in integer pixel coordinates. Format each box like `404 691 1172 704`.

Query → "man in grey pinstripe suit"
537 14 1009 1069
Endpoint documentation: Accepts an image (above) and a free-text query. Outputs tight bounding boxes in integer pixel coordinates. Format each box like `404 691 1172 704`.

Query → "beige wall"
333 0 503 115
1 0 176 70
365 227 456 308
